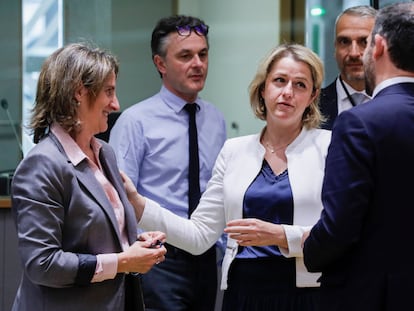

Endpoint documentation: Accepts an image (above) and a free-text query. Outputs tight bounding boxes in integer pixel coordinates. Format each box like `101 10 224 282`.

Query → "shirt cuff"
280 225 312 258
91 253 118 283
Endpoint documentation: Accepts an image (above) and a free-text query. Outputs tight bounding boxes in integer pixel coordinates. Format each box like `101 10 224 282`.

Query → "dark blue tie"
184 103 201 217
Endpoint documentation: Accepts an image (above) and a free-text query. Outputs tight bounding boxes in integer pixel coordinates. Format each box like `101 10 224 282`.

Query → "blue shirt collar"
160 85 201 113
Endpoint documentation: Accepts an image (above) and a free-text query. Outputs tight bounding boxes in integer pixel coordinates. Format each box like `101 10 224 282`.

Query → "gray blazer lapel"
49 132 135 247
74 160 125 246
99 144 138 244
49 133 122 248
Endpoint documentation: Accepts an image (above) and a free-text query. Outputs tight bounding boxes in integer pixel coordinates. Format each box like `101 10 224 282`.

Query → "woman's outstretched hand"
225 218 288 248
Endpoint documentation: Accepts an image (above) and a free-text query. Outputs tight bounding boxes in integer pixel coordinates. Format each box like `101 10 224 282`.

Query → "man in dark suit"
320 5 376 129
303 3 414 310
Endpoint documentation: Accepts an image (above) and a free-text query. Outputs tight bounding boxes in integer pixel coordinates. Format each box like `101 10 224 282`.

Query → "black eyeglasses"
176 24 209 37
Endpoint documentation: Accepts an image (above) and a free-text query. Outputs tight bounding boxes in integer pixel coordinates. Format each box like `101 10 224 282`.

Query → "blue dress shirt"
109 86 227 218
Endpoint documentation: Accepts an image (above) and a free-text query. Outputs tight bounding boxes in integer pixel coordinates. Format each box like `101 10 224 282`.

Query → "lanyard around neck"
339 76 357 107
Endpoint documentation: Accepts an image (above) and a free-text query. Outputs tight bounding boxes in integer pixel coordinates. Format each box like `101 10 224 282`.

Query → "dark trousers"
125 273 145 311
142 243 218 311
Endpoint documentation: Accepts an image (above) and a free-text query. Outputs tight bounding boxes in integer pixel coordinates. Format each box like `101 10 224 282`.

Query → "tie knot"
184 103 198 115
351 92 367 105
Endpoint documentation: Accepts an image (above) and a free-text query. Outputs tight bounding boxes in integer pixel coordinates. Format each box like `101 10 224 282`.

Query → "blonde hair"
249 43 325 129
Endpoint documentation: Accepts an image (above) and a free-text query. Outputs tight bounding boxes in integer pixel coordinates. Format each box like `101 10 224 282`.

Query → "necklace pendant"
265 142 276 153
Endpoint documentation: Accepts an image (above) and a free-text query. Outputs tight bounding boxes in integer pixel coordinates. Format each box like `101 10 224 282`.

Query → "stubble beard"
363 49 375 96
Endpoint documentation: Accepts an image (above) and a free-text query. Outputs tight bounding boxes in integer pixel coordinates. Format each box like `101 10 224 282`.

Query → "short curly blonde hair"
249 43 325 129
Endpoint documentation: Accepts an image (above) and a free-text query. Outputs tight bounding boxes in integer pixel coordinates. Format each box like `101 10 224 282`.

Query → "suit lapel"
230 133 265 220
74 159 125 247
99 144 137 244
50 132 136 247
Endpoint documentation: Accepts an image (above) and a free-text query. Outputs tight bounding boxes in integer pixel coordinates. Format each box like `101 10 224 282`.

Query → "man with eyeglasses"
319 5 376 130
109 15 226 310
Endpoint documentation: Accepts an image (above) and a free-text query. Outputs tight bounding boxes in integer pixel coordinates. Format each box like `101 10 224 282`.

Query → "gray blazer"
11 132 138 311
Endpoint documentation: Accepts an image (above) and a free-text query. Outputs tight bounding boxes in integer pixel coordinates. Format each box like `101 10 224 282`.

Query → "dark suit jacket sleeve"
303 109 374 272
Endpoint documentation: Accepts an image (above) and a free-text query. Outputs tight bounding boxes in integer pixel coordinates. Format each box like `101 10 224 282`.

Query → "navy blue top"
237 160 294 258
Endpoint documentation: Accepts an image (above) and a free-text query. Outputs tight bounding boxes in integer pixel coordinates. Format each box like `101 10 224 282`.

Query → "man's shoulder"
319 80 338 110
198 99 225 119
319 80 339 130
321 80 337 97
119 94 167 122
127 94 162 111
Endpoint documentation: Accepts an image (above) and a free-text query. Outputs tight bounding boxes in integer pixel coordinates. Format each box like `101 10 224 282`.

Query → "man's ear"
153 55 166 76
373 34 385 59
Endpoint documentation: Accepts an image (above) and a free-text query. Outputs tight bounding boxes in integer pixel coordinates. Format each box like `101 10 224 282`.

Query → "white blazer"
140 127 331 290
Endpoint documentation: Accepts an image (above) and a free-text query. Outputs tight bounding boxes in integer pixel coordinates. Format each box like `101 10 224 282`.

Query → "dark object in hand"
150 240 163 248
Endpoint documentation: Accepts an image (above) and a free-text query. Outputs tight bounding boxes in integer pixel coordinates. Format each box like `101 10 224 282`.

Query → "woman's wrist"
128 192 146 221
117 251 130 273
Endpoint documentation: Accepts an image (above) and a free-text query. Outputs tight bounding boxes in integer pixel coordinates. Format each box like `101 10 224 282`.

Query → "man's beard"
363 49 375 96
344 66 365 83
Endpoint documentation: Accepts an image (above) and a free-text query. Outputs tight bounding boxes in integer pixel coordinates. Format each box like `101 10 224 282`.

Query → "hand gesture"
225 218 287 248
117 231 167 274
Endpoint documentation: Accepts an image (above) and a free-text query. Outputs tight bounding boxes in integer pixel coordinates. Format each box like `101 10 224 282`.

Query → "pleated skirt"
222 256 320 311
